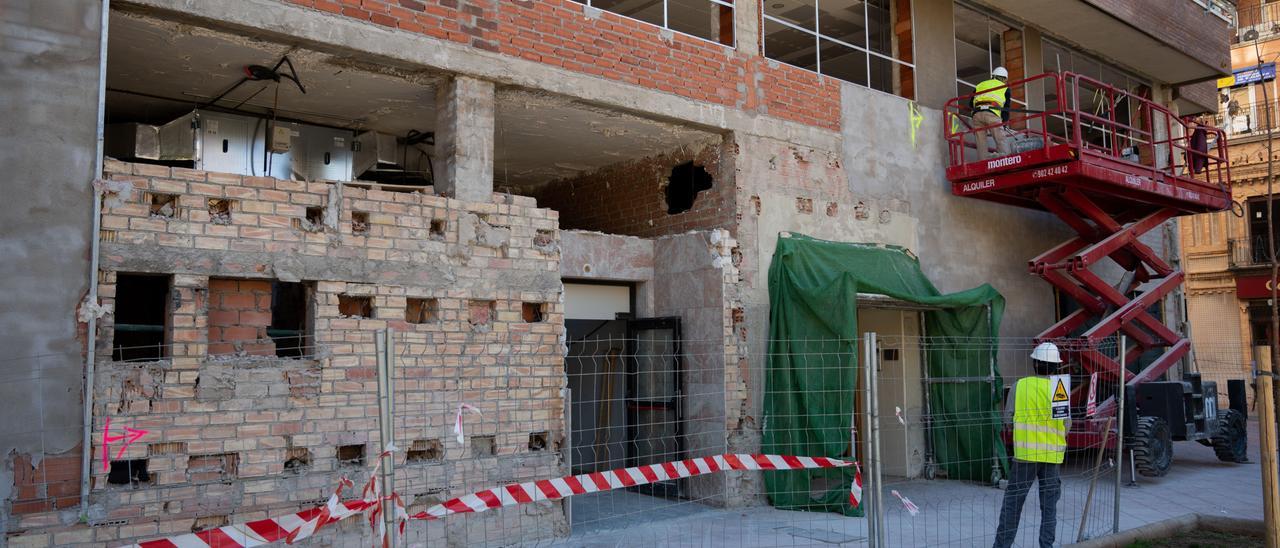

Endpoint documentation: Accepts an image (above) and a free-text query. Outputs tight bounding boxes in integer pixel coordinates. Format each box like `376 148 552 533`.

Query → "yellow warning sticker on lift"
1049 374 1070 419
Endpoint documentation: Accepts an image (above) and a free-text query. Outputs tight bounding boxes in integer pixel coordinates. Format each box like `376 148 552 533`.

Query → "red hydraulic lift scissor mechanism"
943 72 1232 449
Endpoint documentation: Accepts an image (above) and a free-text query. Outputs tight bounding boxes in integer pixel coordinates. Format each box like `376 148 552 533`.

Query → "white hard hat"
1030 342 1062 364
992 66 1009 79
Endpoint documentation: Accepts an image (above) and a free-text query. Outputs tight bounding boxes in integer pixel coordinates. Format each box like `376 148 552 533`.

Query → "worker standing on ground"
993 342 1067 548
971 66 1012 160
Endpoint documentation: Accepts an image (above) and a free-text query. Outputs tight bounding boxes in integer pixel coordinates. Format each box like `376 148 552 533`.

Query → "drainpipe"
80 0 110 517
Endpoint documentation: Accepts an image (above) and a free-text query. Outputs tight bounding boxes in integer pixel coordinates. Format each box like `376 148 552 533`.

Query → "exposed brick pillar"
435 76 495 203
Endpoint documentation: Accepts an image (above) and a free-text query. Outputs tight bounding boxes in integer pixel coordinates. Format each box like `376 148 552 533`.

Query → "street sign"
1050 374 1071 419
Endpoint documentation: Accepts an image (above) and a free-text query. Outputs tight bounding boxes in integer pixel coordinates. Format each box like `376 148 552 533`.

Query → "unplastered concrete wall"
8 162 566 546
0 0 102 534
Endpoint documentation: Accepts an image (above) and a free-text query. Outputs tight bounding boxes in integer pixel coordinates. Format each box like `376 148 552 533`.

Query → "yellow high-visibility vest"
1012 377 1067 464
974 78 1008 117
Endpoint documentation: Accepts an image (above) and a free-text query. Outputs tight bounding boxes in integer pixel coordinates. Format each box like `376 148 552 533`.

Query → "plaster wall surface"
0 0 103 531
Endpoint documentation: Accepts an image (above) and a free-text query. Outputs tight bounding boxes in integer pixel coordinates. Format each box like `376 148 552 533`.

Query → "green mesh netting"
761 233 1007 517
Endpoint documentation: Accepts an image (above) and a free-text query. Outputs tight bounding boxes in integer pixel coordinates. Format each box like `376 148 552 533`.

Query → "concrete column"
734 0 761 56
435 75 495 203
910 0 957 109
1022 27 1046 131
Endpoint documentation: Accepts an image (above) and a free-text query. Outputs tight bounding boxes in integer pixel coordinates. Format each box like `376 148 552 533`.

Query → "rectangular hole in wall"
337 444 366 466
338 295 373 319
351 211 369 234
112 273 171 362
533 229 555 249
149 193 177 218
294 207 325 232
406 298 438 324
284 447 312 474
528 432 548 452
187 453 238 483
207 199 233 225
106 459 150 485
468 300 495 331
407 439 442 463
429 219 446 240
471 435 496 457
270 281 311 357
522 302 545 323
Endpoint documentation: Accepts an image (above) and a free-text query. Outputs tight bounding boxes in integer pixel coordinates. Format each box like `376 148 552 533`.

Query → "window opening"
112 274 170 362
573 0 735 46
763 0 914 97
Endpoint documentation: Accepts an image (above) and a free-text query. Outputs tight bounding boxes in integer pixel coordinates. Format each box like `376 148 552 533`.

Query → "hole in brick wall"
406 298 438 324
149 193 177 218
294 207 325 232
187 453 238 484
351 211 369 234
192 515 229 533
283 447 312 474
112 273 171 362
522 302 545 323
429 219 446 240
207 199 233 225
533 229 555 249
665 162 713 214
338 295 373 318
407 439 442 463
471 435 496 457
107 459 150 485
528 432 548 452
468 300 495 331
270 281 311 357
337 444 366 466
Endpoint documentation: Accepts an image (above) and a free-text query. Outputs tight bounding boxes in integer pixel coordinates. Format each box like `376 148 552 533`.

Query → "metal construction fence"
9 328 1261 546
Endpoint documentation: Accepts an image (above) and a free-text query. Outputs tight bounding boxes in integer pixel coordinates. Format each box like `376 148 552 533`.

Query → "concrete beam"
115 0 842 153
435 76 495 202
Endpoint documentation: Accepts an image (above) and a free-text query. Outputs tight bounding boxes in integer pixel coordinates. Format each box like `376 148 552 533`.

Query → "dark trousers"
993 460 1061 548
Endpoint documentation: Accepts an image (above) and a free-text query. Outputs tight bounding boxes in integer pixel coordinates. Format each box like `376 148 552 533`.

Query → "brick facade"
278 0 842 130
532 140 735 238
10 161 568 545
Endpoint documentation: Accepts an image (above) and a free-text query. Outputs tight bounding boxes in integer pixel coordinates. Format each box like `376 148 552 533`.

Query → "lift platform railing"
944 71 1231 192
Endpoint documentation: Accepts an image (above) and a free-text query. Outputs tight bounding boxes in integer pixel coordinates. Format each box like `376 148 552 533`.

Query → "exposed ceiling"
105 11 717 188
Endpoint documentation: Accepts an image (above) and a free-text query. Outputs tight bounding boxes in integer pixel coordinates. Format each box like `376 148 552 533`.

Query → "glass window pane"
592 0 664 27
764 18 818 71
866 0 892 56
765 0 816 30
819 38 868 86
818 0 866 48
668 0 733 44
870 53 896 94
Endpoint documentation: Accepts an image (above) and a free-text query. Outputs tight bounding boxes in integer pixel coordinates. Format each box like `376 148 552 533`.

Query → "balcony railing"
1215 100 1280 137
1234 2 1280 43
1229 236 1280 268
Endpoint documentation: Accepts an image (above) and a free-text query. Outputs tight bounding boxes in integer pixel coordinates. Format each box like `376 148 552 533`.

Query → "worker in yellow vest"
971 67 1012 160
992 342 1068 548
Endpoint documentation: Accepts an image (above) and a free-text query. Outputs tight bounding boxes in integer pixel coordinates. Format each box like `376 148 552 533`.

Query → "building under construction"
0 0 1239 545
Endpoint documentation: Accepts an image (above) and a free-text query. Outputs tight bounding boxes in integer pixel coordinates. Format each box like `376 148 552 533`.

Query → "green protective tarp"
761 233 1007 517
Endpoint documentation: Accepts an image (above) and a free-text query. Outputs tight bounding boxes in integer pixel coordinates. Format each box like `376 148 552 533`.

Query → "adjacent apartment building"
1 0 1230 545
1184 0 1277 394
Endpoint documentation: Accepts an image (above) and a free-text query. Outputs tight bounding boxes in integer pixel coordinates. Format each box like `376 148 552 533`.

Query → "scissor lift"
944 72 1240 472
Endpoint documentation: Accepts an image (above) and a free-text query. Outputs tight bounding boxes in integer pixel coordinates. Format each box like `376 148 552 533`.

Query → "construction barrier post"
865 332 886 548
1113 335 1125 534
862 332 878 547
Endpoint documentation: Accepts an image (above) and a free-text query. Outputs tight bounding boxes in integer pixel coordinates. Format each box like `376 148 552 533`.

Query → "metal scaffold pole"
375 329 398 547
862 333 878 547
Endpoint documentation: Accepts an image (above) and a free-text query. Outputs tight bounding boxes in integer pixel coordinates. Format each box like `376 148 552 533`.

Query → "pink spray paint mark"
101 417 150 472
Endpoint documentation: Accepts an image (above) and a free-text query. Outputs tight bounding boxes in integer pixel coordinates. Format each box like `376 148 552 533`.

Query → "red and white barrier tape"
124 453 859 547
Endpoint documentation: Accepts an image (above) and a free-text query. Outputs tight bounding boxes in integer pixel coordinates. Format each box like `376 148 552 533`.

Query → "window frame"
953 1 1022 103
760 0 917 98
574 0 738 49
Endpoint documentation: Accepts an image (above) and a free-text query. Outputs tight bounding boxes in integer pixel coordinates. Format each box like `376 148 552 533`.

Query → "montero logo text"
986 155 1022 170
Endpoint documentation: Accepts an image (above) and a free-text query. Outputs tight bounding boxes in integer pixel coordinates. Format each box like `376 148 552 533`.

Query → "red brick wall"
207 279 275 356
10 448 81 515
279 0 842 130
532 142 733 237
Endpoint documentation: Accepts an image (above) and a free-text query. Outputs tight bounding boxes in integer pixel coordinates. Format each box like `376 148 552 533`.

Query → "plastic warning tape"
410 453 859 521
122 453 857 547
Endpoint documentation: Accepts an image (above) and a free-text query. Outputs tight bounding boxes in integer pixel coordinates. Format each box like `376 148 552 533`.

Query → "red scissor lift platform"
944 72 1232 448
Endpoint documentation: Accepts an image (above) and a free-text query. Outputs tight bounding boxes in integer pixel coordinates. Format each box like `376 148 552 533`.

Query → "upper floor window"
953 2 1015 99
574 0 736 47
762 0 915 98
